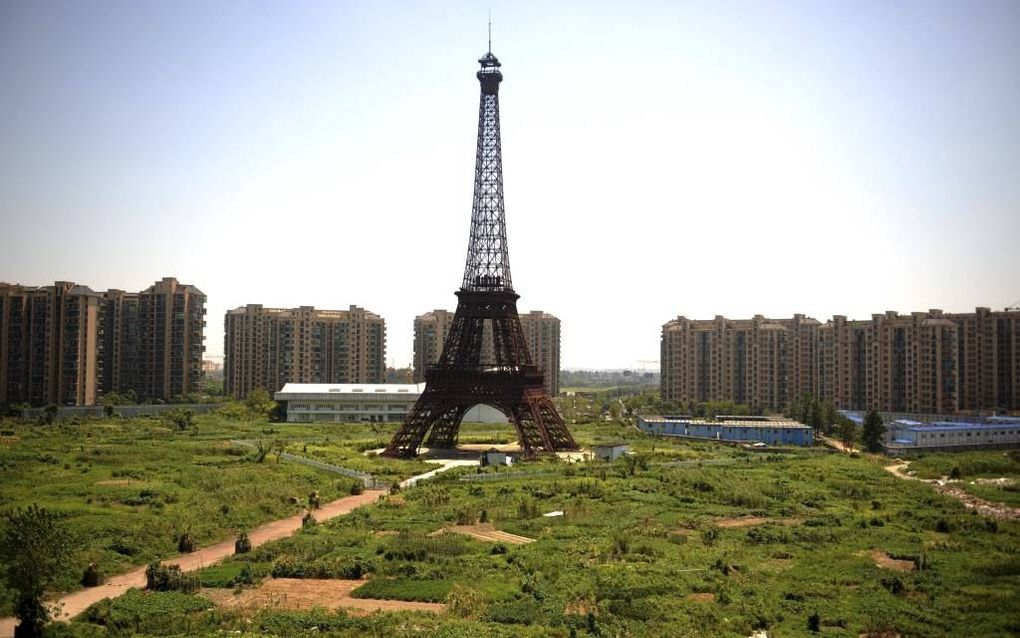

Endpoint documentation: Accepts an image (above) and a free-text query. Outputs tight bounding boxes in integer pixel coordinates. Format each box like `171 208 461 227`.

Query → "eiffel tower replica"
382 45 578 459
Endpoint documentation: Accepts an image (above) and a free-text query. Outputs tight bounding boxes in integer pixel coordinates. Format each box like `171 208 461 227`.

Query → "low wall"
20 403 225 421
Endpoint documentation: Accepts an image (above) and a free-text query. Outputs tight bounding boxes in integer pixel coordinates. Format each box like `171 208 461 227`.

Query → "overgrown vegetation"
3 411 1019 636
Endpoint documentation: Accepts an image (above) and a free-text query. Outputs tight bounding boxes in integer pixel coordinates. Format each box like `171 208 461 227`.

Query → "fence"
459 470 560 482
229 440 385 489
20 403 225 421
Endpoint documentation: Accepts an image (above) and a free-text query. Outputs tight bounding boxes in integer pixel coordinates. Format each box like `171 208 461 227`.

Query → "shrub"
145 562 199 593
701 526 720 546
808 611 821 632
271 557 373 580
177 532 195 553
350 482 364 495
446 583 484 619
235 532 252 554
484 597 542 625
302 511 317 528
81 562 104 587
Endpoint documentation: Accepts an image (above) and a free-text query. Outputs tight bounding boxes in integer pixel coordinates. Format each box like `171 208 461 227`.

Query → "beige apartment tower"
224 304 386 399
660 314 820 413
0 282 101 406
662 307 1018 414
413 309 560 396
0 277 205 406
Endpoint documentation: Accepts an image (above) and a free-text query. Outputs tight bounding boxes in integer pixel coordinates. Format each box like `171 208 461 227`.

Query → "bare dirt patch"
866 550 915 572
433 523 534 544
203 578 445 615
688 592 716 602
714 516 802 529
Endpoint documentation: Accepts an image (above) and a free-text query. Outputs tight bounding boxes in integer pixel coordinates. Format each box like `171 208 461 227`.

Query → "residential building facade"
0 278 205 406
660 314 820 413
661 308 1019 414
0 282 102 406
224 304 386 399
413 308 561 395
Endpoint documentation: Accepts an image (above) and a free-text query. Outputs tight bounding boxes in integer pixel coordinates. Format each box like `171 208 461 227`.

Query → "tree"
862 410 886 453
808 399 824 432
42 404 59 425
245 388 275 418
0 505 75 637
836 416 856 453
164 408 194 431
820 400 838 434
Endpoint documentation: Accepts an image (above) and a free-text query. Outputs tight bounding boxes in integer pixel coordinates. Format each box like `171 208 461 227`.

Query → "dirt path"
714 516 803 529
818 434 856 453
203 577 444 615
885 462 1020 521
0 490 384 637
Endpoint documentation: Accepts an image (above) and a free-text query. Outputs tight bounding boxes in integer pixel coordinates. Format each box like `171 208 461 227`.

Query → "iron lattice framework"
383 50 577 459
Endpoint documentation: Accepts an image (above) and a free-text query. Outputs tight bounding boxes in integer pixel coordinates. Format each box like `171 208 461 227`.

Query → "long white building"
274 383 506 424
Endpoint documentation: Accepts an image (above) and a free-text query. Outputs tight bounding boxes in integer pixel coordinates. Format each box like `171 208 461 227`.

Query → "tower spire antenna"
488 10 492 53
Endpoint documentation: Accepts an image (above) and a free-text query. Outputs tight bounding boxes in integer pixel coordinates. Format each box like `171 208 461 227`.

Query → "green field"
2 412 1019 637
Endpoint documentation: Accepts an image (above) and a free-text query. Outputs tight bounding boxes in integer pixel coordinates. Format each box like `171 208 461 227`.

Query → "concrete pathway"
399 459 479 489
0 490 384 637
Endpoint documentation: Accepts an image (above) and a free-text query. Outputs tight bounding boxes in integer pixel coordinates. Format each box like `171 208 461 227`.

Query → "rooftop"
277 383 426 395
641 415 811 429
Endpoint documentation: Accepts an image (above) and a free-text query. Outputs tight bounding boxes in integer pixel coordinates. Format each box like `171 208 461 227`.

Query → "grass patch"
351 578 454 602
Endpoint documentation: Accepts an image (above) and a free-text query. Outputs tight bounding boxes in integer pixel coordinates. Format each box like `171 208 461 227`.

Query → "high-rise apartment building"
413 309 560 396
0 277 205 406
135 277 207 401
953 308 1020 412
224 304 386 399
0 282 102 406
660 314 820 412
816 311 958 414
520 311 561 397
662 308 1018 414
412 310 456 383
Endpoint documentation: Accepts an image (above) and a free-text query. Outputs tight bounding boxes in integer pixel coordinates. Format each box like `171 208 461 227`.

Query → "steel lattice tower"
382 48 578 459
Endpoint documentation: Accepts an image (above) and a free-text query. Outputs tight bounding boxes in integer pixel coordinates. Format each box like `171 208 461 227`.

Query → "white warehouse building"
274 383 507 424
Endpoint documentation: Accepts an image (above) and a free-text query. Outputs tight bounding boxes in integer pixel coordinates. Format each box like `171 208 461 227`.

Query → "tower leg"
382 389 452 458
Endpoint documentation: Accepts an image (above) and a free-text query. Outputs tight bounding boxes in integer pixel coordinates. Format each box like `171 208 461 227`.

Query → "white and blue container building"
637 415 814 447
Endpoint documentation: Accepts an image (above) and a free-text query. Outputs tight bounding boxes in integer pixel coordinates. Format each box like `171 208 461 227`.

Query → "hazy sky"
2 1 1018 370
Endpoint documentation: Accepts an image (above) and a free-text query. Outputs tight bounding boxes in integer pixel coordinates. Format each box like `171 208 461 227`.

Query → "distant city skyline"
2 1 1018 370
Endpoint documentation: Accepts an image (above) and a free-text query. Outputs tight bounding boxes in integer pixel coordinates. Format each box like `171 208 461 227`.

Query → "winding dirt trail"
0 490 384 637
884 462 1020 521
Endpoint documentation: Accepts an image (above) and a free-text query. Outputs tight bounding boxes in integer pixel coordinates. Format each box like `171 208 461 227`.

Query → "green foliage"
3 418 1020 637
271 556 372 580
352 578 454 602
0 505 75 635
862 410 886 452
196 561 267 588
84 589 211 631
163 408 194 431
144 562 199 593
245 388 276 418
